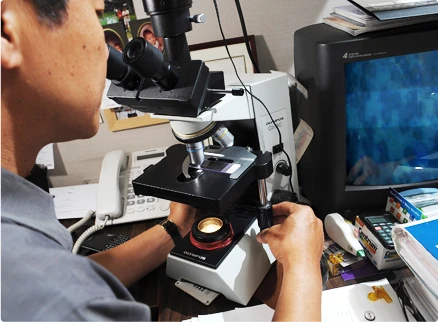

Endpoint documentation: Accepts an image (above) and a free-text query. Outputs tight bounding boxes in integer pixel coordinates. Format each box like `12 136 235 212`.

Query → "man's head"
1 0 107 146
28 0 69 27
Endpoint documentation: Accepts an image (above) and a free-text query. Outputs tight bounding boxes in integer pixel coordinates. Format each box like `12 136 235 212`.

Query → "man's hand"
90 201 199 287
347 156 380 185
257 203 324 321
167 202 200 236
347 155 415 185
256 202 323 270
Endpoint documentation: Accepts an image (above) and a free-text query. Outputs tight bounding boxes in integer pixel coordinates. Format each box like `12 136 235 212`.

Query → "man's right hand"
256 202 323 270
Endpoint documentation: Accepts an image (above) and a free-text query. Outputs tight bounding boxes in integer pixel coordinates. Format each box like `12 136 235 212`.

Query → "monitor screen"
345 50 438 186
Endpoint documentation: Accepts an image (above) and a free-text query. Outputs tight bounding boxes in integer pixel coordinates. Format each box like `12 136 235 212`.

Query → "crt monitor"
293 21 438 219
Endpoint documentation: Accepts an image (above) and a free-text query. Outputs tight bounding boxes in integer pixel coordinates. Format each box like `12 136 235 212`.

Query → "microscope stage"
132 144 265 213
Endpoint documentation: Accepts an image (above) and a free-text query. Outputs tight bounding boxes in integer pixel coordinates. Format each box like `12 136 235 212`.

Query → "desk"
60 218 414 321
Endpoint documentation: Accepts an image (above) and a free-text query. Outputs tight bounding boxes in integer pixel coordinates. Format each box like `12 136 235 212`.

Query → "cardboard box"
385 187 437 223
355 215 405 270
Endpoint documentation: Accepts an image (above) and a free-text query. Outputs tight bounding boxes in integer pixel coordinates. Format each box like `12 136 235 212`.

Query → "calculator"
358 212 399 249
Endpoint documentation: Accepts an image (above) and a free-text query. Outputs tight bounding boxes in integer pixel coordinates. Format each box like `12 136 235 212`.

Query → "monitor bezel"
294 23 438 219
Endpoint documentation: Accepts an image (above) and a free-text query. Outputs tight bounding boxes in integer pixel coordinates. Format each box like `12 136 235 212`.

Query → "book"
334 4 376 24
392 217 438 298
323 13 438 36
334 4 438 26
405 218 438 261
347 0 438 20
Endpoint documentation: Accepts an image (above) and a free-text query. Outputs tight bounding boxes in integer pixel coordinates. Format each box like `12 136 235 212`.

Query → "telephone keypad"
123 149 170 223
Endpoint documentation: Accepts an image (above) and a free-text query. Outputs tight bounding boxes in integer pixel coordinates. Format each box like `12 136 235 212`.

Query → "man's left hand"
167 202 200 236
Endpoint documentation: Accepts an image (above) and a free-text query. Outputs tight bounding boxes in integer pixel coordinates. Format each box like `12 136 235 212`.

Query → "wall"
49 0 349 187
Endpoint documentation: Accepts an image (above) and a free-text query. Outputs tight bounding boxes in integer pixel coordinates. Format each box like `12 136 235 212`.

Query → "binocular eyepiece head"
106 38 180 92
123 37 179 91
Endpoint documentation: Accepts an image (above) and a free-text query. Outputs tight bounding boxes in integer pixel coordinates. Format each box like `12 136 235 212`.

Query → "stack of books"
323 4 438 36
392 217 438 321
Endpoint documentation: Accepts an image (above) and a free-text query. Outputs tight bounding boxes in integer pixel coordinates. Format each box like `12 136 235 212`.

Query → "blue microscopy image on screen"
345 50 438 186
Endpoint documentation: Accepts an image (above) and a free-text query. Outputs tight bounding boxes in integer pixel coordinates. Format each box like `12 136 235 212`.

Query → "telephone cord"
71 215 109 254
67 210 96 234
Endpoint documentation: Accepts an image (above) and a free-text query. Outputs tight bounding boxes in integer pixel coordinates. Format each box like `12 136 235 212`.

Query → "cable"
233 0 260 73
67 210 95 234
212 0 294 193
72 215 109 254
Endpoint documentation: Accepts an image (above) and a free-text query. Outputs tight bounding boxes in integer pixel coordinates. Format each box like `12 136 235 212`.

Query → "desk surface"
60 218 413 321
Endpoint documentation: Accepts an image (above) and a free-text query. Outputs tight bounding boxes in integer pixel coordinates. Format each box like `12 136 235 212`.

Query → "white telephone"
95 147 170 226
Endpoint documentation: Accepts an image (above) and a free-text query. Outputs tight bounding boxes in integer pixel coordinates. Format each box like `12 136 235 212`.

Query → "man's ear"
1 6 23 70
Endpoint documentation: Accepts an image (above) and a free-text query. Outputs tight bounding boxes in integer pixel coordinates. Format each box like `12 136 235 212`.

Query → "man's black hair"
30 0 69 26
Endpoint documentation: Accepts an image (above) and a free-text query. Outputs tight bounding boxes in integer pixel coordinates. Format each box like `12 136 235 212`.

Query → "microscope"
106 0 298 305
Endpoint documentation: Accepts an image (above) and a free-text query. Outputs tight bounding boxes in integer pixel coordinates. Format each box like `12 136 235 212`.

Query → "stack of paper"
392 217 438 319
392 217 438 296
182 304 274 322
323 4 438 36
404 277 438 321
345 0 438 20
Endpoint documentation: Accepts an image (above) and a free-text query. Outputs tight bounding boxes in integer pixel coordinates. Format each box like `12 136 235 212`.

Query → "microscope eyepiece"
106 44 141 91
123 37 179 91
125 39 143 61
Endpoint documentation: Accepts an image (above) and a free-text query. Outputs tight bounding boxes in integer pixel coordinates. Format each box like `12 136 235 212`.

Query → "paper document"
100 79 121 110
392 217 438 298
184 304 272 322
183 280 404 322
198 310 234 322
49 184 99 219
36 143 55 170
294 119 314 164
234 305 274 321
322 278 406 321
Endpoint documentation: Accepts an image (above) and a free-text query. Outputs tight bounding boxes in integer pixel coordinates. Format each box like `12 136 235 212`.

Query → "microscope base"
166 220 276 305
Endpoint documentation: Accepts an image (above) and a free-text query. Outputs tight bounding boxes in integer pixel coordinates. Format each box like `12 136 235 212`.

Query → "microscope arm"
149 73 284 123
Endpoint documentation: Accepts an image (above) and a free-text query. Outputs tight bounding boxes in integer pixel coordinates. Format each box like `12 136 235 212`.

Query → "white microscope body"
151 72 298 305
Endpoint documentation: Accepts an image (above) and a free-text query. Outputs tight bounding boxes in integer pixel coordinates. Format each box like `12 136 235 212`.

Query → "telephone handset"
95 147 170 226
96 150 129 220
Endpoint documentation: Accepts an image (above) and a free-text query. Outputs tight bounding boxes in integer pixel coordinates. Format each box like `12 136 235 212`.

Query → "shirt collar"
1 168 72 249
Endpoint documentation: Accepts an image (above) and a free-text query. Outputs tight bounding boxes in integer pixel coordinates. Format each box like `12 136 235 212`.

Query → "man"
117 8 122 23
121 4 131 33
1 0 324 321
